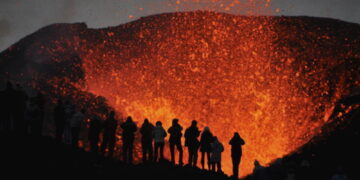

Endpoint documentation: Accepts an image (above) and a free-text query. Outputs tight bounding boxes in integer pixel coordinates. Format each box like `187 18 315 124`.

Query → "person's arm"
167 127 171 134
240 137 245 145
196 129 200 137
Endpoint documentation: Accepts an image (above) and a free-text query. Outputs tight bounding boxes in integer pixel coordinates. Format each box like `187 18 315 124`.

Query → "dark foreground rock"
1 133 230 180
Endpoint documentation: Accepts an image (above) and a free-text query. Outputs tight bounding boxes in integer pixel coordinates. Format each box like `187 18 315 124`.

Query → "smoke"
0 0 77 52
272 0 360 23
0 18 10 42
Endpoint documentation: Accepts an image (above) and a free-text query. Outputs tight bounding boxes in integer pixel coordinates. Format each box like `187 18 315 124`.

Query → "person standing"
88 114 102 154
140 118 154 162
200 126 214 170
184 120 200 167
120 116 137 163
70 109 85 148
153 121 167 162
101 111 118 157
167 118 183 165
210 136 224 172
229 132 245 179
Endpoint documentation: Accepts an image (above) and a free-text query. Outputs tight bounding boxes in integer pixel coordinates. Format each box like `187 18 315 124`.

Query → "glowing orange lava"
71 11 359 176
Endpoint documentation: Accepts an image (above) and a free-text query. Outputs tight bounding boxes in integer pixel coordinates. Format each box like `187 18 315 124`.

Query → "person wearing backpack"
153 121 167 162
210 136 224 172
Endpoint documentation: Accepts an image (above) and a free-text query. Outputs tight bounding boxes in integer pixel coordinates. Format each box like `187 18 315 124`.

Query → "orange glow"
4 1 359 178
64 11 358 176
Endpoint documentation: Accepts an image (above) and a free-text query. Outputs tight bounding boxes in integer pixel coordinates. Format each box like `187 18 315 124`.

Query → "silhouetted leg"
206 152 211 170
201 151 205 169
193 146 198 167
211 163 215 171
232 157 240 179
170 142 175 163
217 162 222 172
188 147 193 165
142 141 146 162
123 142 128 163
149 142 153 161
129 142 134 163
177 142 183 165
154 142 159 162
159 142 164 160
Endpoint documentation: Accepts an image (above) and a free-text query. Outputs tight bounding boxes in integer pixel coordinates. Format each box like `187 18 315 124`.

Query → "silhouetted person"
210 136 224 172
70 109 85 147
153 121 167 162
140 118 154 162
101 111 118 157
200 126 214 170
64 100 75 144
13 84 28 133
34 92 45 135
121 116 137 163
25 98 41 135
54 99 66 142
184 120 200 167
88 114 102 154
229 132 245 179
168 118 183 165
252 160 268 180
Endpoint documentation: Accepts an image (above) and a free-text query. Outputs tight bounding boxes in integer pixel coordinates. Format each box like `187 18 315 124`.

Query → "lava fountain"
1 11 360 178
77 12 360 176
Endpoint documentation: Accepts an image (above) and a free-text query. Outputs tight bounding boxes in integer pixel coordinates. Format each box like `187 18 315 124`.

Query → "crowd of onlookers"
0 81 350 180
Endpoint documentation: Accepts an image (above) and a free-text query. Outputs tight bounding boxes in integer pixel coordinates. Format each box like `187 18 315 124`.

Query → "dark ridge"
0 133 230 180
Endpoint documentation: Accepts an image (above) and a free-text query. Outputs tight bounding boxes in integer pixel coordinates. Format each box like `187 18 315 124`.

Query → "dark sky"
0 0 359 51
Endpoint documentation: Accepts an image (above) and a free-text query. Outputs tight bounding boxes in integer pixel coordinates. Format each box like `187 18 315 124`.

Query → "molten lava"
1 11 360 177
76 12 360 176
